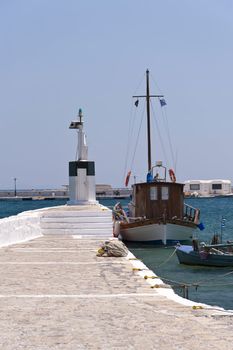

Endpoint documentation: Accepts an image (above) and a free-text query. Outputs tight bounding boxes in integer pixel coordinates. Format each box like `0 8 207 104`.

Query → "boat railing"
183 203 200 224
151 163 166 182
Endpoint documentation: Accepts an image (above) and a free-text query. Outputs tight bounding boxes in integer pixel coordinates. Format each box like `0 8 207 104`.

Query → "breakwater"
0 187 131 201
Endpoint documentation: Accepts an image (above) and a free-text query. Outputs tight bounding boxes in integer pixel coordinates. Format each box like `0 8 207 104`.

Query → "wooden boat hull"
176 245 233 267
118 220 195 245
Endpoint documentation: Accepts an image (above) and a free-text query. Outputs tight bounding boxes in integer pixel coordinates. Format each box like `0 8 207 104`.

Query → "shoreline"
127 249 233 314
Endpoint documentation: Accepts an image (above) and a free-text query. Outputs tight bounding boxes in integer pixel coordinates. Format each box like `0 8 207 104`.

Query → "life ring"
169 168 176 183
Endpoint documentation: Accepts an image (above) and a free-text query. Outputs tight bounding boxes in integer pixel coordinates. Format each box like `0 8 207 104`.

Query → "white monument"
68 109 98 205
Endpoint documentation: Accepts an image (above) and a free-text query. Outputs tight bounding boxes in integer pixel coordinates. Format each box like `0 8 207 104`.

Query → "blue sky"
1 0 233 189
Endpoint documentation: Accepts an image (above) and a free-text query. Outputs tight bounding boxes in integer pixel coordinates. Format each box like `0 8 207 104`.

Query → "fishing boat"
113 69 201 245
176 241 233 267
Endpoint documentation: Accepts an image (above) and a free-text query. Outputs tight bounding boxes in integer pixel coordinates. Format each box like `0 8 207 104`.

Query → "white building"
184 179 232 197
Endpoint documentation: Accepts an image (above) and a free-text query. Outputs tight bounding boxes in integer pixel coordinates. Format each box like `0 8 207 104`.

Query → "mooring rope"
193 269 233 286
156 267 233 294
154 246 179 268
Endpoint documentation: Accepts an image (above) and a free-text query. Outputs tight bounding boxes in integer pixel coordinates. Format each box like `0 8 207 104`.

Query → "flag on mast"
134 99 139 107
159 98 167 107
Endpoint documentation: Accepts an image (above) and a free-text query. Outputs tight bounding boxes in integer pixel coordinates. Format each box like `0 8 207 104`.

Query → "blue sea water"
0 199 68 219
1 197 233 310
128 197 233 311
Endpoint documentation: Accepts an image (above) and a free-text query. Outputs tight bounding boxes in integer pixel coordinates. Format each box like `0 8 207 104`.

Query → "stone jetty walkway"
0 235 233 349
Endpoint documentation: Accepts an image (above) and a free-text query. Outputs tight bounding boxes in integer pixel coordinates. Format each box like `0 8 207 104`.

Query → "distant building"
184 179 232 197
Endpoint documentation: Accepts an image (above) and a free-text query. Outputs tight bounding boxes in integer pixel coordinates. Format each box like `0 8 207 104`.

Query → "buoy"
169 168 176 183
125 171 131 187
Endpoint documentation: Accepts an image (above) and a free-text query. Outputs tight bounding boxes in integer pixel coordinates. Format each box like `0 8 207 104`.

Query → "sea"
1 196 233 311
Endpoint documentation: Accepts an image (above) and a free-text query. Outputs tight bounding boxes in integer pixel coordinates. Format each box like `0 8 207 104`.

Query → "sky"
1 0 233 189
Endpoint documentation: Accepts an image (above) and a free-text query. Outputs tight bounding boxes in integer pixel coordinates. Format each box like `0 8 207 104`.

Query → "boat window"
212 184 222 190
161 186 169 200
190 184 200 190
150 187 158 200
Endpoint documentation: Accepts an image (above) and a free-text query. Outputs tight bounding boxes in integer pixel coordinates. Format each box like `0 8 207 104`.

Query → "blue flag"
159 98 167 107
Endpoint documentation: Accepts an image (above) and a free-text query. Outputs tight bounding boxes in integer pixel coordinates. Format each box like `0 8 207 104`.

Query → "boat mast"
133 69 164 173
146 69 152 172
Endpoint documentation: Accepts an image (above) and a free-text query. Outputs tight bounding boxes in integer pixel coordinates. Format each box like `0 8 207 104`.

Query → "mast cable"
150 102 169 166
122 101 136 183
150 72 164 95
132 71 147 96
122 71 147 183
150 72 177 171
160 106 176 171
130 101 146 170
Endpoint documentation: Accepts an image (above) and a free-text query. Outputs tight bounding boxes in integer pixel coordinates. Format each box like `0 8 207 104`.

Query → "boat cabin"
129 181 184 220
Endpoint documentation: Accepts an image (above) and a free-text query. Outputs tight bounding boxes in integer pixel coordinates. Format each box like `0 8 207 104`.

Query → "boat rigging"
133 69 164 172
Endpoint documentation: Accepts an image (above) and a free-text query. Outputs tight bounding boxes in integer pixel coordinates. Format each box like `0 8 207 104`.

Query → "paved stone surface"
0 235 233 349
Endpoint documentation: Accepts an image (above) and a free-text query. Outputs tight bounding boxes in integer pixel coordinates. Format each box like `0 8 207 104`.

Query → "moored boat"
176 242 233 267
113 70 202 245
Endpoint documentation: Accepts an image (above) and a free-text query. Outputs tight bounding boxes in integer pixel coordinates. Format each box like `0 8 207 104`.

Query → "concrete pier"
0 234 233 349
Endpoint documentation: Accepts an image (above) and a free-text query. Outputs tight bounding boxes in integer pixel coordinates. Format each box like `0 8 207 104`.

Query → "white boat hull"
119 222 194 245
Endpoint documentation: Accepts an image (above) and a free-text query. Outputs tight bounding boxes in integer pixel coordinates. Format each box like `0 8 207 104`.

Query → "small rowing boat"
176 240 233 267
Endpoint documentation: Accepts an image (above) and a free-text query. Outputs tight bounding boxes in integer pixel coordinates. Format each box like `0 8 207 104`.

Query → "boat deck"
0 235 233 349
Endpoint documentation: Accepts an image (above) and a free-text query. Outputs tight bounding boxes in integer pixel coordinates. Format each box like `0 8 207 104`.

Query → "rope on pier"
97 240 129 257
